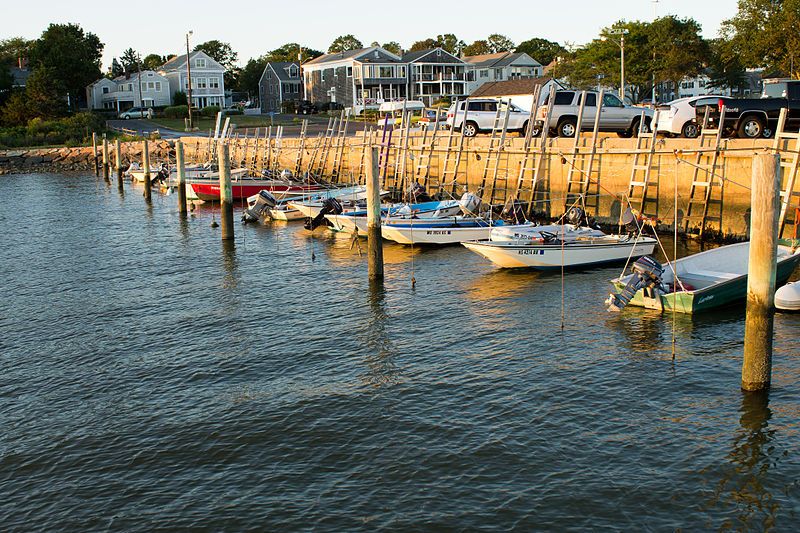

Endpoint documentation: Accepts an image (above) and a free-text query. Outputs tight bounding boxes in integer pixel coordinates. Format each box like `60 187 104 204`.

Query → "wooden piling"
102 136 110 180
142 139 152 201
92 132 99 176
114 139 123 185
176 140 188 215
218 142 234 240
742 152 781 392
366 146 384 280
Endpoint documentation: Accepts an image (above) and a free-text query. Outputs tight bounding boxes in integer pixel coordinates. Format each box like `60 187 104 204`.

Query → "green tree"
267 43 322 63
1 66 66 125
109 58 124 78
409 38 439 52
142 53 166 70
463 40 491 56
194 40 239 86
29 23 103 105
649 16 709 92
706 38 748 92
382 41 402 55
237 56 268 95
487 34 515 53
0 37 33 65
437 34 466 56
120 48 140 73
515 38 566 66
328 34 363 53
173 91 187 106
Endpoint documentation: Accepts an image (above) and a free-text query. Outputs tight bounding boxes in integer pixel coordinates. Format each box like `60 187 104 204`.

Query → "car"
445 99 530 137
535 90 653 137
118 107 152 120
655 95 725 138
296 100 318 115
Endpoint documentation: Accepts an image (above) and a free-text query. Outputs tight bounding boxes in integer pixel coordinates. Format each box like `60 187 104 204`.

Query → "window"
196 77 207 89
321 69 327 82
128 83 133 92
155 82 162 91
467 101 496 112
495 68 504 80
378 66 394 78
346 66 353 77
398 66 406 78
577 93 597 106
554 92 574 105
147 82 155 90
603 93 624 107
195 58 206 68
479 69 489 78
102 87 109 94
209 77 219 89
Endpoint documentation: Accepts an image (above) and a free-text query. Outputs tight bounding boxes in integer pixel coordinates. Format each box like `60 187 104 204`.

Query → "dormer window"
436 49 442 57
374 50 379 58
195 58 206 68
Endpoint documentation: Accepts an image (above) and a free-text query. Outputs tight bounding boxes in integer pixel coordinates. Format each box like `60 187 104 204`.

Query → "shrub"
0 112 105 148
223 108 243 115
201 105 220 117
281 101 297 114
173 91 188 106
163 105 189 118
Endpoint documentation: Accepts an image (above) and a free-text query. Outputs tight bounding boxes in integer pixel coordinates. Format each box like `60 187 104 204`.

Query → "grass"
148 115 318 132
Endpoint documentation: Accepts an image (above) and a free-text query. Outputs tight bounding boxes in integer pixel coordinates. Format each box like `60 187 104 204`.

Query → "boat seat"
680 269 740 283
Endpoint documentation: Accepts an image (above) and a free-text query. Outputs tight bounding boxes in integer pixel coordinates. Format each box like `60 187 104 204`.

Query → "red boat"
189 178 325 202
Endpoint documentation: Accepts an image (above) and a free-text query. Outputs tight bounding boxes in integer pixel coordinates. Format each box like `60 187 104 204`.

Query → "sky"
3 0 740 70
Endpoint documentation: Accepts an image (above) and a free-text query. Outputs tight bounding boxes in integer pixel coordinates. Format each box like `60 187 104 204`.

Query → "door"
577 92 598 130
601 93 628 130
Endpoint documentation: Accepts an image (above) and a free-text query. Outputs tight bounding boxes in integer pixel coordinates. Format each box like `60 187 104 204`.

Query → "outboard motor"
408 182 432 203
459 191 482 216
565 206 601 229
304 197 343 230
606 255 665 312
241 190 277 223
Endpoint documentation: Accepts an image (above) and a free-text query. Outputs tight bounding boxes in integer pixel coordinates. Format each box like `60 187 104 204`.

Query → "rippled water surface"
2 172 800 531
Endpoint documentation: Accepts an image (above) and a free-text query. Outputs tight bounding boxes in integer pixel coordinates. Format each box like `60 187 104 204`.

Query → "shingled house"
469 77 565 111
259 62 302 113
464 52 543 94
403 48 468 105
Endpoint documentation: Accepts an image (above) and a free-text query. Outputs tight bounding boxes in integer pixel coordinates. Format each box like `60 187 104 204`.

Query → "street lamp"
601 29 629 101
186 30 194 130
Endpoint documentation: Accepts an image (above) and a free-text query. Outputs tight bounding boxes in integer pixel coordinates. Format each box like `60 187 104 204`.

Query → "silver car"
118 107 153 120
445 99 530 137
535 91 653 137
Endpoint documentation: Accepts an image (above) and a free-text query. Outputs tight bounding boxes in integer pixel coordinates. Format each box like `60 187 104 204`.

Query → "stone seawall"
0 140 173 174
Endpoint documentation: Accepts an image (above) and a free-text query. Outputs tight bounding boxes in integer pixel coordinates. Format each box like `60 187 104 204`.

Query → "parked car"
693 80 800 138
535 91 653 137
655 95 725 138
296 100 318 115
118 107 153 120
445 99 530 137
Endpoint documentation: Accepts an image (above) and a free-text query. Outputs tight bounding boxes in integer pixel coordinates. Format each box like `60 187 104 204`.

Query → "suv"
445 99 530 137
536 91 653 137
296 100 318 115
118 107 153 120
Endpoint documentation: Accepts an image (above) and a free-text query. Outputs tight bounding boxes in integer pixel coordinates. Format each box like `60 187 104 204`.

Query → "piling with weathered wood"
142 139 152 201
366 146 384 280
92 132 99 176
742 152 781 392
114 139 123 186
218 142 234 240
101 136 109 180
176 140 188 215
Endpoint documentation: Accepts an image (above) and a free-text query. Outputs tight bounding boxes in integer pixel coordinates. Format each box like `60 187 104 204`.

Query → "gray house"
302 46 407 114
465 52 543 94
158 50 226 109
403 48 468 105
259 62 302 113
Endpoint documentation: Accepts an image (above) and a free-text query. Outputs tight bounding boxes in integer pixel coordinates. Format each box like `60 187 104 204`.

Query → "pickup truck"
445 99 530 137
534 90 653 137
693 80 800 138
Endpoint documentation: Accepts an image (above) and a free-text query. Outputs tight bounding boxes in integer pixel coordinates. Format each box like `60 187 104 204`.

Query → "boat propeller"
606 255 664 312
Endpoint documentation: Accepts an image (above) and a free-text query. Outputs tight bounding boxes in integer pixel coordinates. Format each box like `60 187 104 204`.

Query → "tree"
1 66 66 125
173 91 187 106
463 40 491 56
194 40 239 86
0 37 33 65
487 34 515 53
236 56 268 95
516 38 566 66
382 41 402 55
437 34 466 56
29 23 103 105
109 58 124 78
142 53 166 70
266 43 322 63
409 38 439 52
120 48 141 74
649 16 709 93
706 38 748 92
328 34 363 53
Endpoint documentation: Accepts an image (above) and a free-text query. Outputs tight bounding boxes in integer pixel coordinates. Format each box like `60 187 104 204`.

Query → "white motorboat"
462 234 658 269
324 199 463 234
489 223 605 242
381 218 535 245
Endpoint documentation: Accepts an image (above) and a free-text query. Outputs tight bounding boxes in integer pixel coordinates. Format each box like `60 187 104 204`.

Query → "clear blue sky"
5 0 739 69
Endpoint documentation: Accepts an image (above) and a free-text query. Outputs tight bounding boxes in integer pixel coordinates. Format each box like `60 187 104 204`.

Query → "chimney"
18 57 28 70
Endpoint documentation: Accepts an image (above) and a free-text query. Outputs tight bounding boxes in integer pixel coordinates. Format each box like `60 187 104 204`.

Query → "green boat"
608 240 800 314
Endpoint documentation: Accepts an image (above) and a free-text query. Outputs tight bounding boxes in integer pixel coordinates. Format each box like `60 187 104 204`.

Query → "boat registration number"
426 230 452 235
518 249 545 255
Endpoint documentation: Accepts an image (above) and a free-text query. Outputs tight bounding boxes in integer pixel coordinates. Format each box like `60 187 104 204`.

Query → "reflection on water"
466 268 543 303
708 392 779 531
359 280 399 388
220 239 238 290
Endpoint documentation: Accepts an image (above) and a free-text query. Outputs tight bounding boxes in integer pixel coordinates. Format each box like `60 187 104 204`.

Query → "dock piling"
742 152 781 392
114 139 123 187
92 132 99 177
176 140 188 215
218 142 234 240
366 146 384 280
102 135 109 180
142 139 152 202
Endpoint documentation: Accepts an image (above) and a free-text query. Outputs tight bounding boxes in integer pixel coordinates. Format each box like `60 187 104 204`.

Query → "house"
158 50 226 109
464 52 543 94
402 48 468 105
9 57 29 88
85 70 171 111
469 77 566 111
655 68 765 103
302 46 408 114
259 62 302 113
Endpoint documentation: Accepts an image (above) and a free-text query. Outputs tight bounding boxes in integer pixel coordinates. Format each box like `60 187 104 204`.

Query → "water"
1 173 800 531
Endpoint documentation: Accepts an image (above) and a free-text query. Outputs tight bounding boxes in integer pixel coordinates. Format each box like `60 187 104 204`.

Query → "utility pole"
186 31 194 130
136 52 144 109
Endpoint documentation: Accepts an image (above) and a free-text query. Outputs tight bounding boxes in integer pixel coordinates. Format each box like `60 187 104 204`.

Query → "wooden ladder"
563 91 600 214
523 86 555 218
330 110 350 180
479 101 512 206
438 98 470 197
684 106 726 238
627 109 661 218
771 108 800 237
293 119 308 176
418 109 442 191
315 116 338 176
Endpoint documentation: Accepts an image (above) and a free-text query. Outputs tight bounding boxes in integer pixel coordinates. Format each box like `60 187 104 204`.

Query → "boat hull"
463 238 657 269
382 223 533 245
191 181 323 202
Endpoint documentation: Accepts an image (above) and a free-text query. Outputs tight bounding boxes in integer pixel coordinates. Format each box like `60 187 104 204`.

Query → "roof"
303 46 402 66
470 77 561 97
159 50 225 72
9 67 30 87
267 62 301 82
400 48 462 63
464 51 542 68
110 70 166 83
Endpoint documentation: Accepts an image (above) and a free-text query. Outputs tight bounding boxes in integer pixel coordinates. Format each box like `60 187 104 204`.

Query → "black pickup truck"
694 80 800 138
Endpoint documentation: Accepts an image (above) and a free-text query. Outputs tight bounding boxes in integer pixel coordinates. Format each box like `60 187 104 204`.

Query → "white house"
464 52 543 94
158 50 226 109
85 70 171 111
469 77 566 111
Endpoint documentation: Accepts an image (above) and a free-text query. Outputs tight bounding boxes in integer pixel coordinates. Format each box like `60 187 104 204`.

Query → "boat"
242 186 372 223
324 199 464 234
606 241 800 314
462 234 657 269
189 174 324 202
489 223 605 242
776 281 800 311
380 218 535 245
